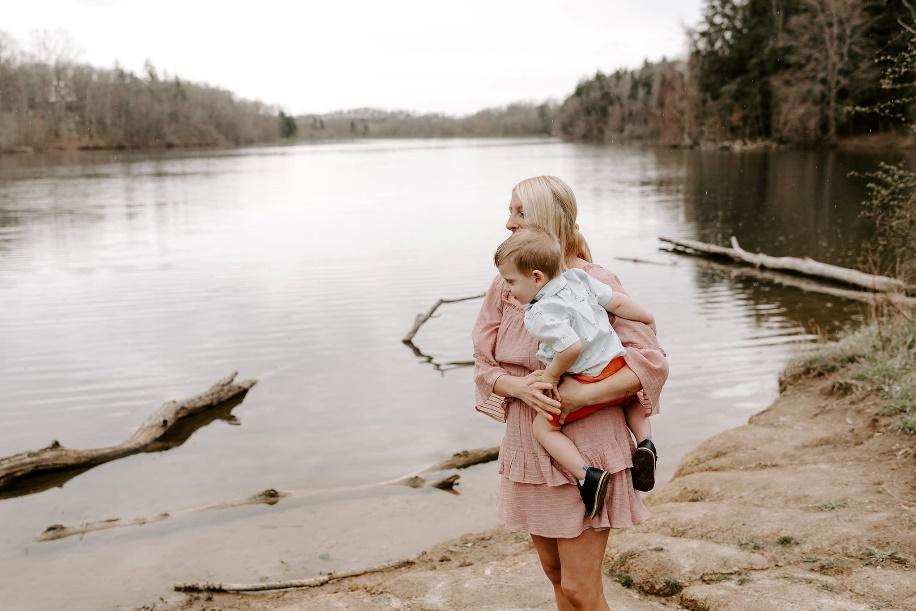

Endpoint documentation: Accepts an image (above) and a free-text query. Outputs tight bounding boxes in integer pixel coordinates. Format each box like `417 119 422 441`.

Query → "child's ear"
533 270 545 284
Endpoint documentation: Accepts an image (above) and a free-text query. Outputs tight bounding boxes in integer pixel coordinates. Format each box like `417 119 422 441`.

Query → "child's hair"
494 227 564 278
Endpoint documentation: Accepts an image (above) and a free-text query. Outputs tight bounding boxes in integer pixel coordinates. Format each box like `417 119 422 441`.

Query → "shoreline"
3 131 912 158
155 329 916 611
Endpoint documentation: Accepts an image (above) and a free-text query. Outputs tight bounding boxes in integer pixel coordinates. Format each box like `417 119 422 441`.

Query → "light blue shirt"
523 268 625 377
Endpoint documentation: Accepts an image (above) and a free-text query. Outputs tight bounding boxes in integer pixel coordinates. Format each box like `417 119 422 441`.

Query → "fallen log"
0 372 256 493
659 250 916 310
658 236 910 294
175 558 415 593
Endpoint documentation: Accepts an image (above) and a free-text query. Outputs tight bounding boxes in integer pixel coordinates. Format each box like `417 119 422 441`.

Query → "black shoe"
578 467 611 518
632 439 657 492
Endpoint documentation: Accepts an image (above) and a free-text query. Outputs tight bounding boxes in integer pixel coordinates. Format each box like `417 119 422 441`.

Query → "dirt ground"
156 370 914 611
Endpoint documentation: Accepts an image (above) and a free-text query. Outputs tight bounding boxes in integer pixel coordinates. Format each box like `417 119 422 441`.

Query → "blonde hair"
511 176 592 262
494 227 563 279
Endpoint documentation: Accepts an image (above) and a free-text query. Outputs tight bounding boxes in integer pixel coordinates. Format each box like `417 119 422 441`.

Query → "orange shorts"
546 356 633 427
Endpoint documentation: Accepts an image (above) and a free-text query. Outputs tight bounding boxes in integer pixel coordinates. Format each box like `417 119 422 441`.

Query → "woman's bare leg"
556 527 611 610
623 402 650 443
530 534 574 611
532 414 587 481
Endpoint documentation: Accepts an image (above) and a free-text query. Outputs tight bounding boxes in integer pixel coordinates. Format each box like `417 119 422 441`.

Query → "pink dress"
472 262 668 538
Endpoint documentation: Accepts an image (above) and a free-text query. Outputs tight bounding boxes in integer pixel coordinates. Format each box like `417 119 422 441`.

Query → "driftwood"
402 293 485 343
659 236 910 294
175 558 415 593
0 372 256 494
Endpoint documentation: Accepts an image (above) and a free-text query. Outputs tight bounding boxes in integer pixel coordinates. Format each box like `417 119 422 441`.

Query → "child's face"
498 262 546 305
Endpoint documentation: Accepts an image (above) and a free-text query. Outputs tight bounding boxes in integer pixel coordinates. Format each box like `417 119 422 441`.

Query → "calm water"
0 139 893 610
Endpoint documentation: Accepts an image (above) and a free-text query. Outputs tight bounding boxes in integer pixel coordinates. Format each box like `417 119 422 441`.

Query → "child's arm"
605 293 656 332
540 341 582 387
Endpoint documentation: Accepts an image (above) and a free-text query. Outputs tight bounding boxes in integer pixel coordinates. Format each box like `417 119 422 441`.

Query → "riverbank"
153 318 914 611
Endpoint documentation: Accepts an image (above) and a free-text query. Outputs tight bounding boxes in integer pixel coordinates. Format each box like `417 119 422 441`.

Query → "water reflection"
674 148 911 268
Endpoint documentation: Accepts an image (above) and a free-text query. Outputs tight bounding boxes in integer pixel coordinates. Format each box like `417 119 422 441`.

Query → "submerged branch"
35 447 499 542
402 293 485 343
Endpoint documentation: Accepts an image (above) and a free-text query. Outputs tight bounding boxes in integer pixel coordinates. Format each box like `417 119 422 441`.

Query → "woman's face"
506 193 527 233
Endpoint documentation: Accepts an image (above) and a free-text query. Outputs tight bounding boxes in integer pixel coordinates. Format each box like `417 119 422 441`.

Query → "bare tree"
786 0 872 144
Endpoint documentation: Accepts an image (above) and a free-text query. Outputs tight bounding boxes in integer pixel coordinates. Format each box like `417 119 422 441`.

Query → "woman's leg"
623 402 650 443
532 414 587 481
530 534 574 611
556 527 611 611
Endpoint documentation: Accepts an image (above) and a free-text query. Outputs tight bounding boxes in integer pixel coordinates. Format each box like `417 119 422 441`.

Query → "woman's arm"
472 275 563 421
472 276 513 422
556 365 641 423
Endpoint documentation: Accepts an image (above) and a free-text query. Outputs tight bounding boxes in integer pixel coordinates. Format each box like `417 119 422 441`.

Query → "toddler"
494 227 659 518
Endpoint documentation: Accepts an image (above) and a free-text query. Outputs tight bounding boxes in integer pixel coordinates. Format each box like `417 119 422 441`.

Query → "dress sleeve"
586 265 669 415
471 274 510 423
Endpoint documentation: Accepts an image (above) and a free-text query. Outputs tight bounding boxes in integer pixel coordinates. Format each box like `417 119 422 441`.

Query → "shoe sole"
588 471 611 518
632 447 656 492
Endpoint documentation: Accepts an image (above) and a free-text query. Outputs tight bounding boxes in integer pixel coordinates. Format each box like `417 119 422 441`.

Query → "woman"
472 176 668 610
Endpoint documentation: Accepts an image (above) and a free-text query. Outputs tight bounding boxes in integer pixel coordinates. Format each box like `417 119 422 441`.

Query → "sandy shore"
154 362 914 610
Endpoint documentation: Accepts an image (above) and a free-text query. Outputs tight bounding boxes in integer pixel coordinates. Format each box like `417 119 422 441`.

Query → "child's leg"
624 402 651 443
532 414 587 481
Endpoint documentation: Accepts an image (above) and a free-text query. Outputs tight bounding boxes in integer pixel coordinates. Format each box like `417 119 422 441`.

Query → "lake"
0 138 894 610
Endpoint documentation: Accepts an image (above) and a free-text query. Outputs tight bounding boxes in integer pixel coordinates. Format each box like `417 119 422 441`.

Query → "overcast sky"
6 0 704 115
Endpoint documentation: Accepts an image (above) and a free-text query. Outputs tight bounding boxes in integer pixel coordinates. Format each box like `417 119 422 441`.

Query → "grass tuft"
816 499 848 511
615 573 634 588
783 317 916 433
863 547 907 566
737 536 763 551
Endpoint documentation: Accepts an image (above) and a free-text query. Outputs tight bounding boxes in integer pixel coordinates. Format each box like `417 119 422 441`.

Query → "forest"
0 31 282 152
557 0 915 146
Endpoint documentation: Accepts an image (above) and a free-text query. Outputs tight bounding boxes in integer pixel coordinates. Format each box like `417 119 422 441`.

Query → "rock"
678 575 874 610
606 533 768 596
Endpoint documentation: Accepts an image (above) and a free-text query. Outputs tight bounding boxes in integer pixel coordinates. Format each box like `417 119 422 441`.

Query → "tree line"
0 31 288 152
557 0 914 146
295 103 555 139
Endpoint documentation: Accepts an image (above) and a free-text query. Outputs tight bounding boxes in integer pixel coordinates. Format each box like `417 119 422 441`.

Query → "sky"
5 0 705 116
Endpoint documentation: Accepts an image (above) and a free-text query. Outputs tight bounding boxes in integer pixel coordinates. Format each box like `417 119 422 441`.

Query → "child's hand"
539 372 561 389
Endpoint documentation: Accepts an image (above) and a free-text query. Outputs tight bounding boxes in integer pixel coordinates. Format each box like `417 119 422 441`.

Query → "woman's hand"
502 371 562 420
555 376 590 425
556 365 643 424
